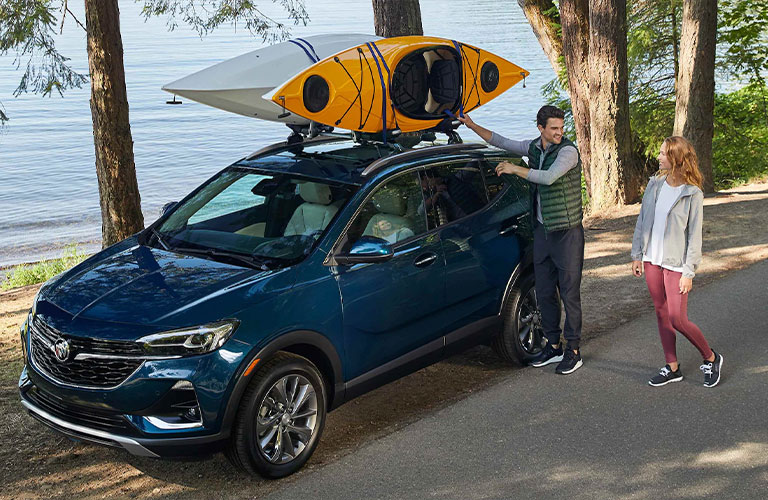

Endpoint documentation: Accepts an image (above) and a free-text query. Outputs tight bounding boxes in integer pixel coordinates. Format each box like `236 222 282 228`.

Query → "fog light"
143 380 203 430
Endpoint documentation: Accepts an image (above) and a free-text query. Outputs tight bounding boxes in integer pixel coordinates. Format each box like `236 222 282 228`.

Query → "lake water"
0 0 553 268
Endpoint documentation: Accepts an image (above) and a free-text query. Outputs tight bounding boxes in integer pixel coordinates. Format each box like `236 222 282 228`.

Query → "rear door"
423 156 531 334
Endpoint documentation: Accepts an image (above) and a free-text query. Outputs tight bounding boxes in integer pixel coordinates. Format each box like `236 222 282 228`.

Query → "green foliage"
712 83 768 187
0 0 87 123
1 245 87 290
139 1 309 41
1 0 310 123
543 0 768 190
627 0 679 102
719 0 768 88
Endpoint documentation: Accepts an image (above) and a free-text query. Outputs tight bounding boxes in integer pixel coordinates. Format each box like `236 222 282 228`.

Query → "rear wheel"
226 352 326 478
492 274 554 365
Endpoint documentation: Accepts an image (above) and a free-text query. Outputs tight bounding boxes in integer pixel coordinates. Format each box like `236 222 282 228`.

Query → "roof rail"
244 134 350 161
360 143 487 177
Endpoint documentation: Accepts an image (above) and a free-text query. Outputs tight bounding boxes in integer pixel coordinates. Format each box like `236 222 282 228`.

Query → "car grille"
29 316 145 388
23 386 134 434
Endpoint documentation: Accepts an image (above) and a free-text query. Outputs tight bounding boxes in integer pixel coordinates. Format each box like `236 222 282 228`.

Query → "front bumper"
21 394 160 457
19 369 231 457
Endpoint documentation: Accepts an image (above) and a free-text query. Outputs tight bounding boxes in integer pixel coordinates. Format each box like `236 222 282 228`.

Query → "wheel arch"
499 250 534 316
222 330 345 432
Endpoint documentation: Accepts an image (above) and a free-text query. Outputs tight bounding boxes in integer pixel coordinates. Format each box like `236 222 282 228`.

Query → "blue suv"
19 135 544 478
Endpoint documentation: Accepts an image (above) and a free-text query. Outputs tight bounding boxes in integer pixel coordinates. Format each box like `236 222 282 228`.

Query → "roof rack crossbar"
244 134 350 161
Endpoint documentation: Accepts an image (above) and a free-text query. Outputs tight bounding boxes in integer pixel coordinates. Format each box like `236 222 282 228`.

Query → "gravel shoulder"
1 181 767 500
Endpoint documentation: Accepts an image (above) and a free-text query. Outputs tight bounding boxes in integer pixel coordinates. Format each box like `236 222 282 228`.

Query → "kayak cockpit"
391 47 462 119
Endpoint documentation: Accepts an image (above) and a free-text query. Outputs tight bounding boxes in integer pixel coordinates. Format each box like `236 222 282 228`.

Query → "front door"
332 170 446 383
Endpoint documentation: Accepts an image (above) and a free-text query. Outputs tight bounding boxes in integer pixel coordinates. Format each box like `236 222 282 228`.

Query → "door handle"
413 252 438 268
499 224 518 236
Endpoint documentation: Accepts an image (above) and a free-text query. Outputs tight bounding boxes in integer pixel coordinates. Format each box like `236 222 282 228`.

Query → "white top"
643 181 684 272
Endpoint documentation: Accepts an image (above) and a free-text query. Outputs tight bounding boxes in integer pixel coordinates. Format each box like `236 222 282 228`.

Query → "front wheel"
492 274 553 365
226 352 327 478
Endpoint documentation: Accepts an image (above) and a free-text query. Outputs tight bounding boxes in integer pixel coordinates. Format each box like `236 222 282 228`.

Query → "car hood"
41 242 290 327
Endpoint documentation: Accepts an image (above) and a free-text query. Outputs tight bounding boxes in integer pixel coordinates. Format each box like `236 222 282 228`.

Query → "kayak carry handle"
277 96 291 119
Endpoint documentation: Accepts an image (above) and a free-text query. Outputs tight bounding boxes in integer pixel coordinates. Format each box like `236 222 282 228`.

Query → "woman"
631 136 723 388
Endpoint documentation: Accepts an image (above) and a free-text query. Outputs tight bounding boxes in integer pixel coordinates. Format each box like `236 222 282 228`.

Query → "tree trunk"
673 0 716 193
588 0 639 209
671 0 679 87
517 0 563 76
559 0 592 198
85 0 144 247
372 0 423 37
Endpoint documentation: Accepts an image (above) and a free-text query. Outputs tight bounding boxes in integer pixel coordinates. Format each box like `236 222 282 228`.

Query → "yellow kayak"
268 36 529 134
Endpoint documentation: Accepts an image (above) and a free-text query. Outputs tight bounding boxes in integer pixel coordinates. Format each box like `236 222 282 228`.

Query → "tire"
226 352 327 478
492 274 557 365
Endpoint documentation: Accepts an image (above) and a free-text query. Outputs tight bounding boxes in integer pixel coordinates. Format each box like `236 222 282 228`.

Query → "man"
458 106 585 374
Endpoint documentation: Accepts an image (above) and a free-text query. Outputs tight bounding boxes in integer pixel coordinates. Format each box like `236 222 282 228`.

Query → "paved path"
267 259 768 500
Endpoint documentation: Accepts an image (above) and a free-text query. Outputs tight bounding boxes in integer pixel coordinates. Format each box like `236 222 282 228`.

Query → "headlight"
137 320 239 357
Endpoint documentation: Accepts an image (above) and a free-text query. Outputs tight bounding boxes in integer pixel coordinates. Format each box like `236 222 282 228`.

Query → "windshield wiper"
170 246 270 270
148 227 170 251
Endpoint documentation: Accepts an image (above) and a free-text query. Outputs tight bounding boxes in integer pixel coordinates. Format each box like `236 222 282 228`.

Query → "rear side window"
421 160 488 228
482 158 528 205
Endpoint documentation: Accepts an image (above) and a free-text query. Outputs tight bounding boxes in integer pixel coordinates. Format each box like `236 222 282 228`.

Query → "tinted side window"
422 160 488 226
483 158 529 205
345 171 428 247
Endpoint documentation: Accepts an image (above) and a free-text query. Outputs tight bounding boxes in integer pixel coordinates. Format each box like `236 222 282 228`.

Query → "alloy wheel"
255 374 318 464
518 287 546 355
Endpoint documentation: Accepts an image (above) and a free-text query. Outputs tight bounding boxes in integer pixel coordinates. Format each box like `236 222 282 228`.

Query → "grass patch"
1 245 87 291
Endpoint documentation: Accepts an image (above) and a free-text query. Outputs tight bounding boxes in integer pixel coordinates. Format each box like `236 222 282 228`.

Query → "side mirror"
160 201 178 216
335 236 394 265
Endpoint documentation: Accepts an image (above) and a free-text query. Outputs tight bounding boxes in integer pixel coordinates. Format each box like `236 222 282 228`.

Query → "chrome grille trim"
28 316 146 390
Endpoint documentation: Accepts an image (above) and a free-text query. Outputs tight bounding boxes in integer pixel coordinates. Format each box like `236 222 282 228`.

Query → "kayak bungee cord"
365 41 390 144
459 44 483 111
450 40 465 118
333 49 376 130
369 41 401 133
358 47 377 130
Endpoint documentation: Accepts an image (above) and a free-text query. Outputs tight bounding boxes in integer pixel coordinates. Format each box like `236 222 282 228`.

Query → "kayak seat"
426 59 460 114
391 55 429 117
284 183 339 236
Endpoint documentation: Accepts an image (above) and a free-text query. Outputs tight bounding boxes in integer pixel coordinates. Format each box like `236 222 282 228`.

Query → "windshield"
153 168 356 267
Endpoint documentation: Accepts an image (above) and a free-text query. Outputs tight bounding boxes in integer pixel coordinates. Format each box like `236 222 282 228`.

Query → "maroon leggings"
644 262 713 364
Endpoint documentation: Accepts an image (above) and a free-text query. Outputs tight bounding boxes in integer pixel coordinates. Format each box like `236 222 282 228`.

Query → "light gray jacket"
631 175 704 278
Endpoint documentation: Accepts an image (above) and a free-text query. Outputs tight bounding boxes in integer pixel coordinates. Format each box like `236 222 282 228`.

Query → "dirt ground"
1 181 767 500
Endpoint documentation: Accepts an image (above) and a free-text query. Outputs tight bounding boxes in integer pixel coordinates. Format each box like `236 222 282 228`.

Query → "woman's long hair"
661 136 704 189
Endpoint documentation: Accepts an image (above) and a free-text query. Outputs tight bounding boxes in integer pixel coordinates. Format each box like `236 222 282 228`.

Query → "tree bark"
559 0 592 198
673 0 716 193
372 0 423 37
85 0 144 247
588 0 639 209
517 0 564 76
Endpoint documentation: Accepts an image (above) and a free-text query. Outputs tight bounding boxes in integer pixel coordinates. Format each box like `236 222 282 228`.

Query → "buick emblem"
52 338 70 362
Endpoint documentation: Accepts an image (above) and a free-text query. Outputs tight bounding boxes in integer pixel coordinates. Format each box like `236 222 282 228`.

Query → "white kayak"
162 33 381 125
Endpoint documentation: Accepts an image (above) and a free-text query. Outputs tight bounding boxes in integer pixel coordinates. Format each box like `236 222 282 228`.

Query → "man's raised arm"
457 114 530 157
